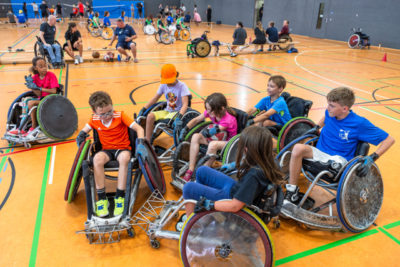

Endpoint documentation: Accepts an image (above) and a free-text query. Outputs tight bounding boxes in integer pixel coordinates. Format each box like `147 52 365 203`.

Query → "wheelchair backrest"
92 127 137 155
281 92 313 118
232 107 249 134
355 141 370 156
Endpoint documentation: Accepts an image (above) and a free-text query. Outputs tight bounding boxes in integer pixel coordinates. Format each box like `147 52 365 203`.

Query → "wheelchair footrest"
281 202 342 231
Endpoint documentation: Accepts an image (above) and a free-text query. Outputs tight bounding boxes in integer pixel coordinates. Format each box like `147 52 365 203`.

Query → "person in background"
266 21 279 51
23 2 28 21
7 10 17 25
17 10 28 27
279 20 289 37
252 21 266 53
184 11 191 23
206 5 212 26
56 2 62 20
230 21 247 57
32 2 40 21
39 1 49 22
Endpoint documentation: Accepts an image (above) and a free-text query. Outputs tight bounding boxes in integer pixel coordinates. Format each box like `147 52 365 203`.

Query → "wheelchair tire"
161 32 174 44
180 29 191 41
6 91 37 126
101 27 113 40
173 108 202 146
155 33 162 43
277 117 315 153
337 158 383 233
37 95 78 140
348 34 360 49
179 208 275 267
137 139 166 194
143 25 156 35
184 121 212 142
174 30 180 40
221 134 240 164
194 40 211 57
65 139 90 202
137 102 167 131
277 34 293 51
171 141 191 183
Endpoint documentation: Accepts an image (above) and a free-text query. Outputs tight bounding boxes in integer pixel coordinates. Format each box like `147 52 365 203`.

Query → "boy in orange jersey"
76 91 147 217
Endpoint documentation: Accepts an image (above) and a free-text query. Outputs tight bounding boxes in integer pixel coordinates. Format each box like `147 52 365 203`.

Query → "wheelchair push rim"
195 40 211 57
137 139 166 194
179 208 275 267
277 117 315 153
65 139 91 202
337 159 383 233
37 94 78 140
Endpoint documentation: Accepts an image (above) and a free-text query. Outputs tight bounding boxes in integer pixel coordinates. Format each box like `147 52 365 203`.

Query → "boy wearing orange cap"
139 64 191 142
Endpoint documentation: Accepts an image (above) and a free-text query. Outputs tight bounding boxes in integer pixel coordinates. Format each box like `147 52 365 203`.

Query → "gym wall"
262 0 400 49
0 0 12 18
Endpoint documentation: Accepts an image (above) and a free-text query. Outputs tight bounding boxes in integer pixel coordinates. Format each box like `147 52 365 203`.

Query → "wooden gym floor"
0 19 399 266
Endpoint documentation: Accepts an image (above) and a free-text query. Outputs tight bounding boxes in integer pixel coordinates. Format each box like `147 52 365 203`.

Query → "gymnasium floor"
0 20 400 266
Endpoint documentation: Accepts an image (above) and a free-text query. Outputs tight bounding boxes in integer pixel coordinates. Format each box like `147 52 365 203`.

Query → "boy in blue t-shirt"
247 75 292 127
285 87 395 205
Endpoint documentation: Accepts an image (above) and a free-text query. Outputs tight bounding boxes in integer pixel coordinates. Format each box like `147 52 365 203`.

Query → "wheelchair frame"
34 36 65 68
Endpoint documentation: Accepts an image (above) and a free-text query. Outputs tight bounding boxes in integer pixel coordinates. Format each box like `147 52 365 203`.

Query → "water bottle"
117 54 121 62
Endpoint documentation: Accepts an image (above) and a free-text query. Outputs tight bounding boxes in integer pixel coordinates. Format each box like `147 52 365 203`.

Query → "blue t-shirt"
167 16 173 25
255 96 292 125
114 25 136 43
88 13 93 20
317 110 388 160
17 14 26 23
266 27 278 42
103 17 111 26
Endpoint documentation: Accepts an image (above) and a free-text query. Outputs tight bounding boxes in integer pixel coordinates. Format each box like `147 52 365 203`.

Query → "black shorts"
99 149 131 161
116 41 136 50
79 12 84 16
42 11 48 18
63 42 79 51
34 11 39 16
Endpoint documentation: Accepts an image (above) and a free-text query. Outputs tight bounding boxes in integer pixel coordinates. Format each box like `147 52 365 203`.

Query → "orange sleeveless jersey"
87 111 135 150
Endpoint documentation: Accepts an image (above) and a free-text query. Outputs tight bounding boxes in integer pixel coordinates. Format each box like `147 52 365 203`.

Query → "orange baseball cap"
161 64 177 84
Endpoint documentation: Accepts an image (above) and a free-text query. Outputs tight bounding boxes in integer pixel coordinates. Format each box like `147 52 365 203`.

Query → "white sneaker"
74 58 79 65
79 56 84 63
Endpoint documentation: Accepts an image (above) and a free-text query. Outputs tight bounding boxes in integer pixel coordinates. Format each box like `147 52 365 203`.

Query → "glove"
138 107 146 117
179 126 189 142
246 119 255 128
356 152 379 177
303 125 321 136
201 125 220 138
194 197 215 213
220 162 236 173
173 113 183 131
135 139 149 161
76 131 89 147
24 75 41 91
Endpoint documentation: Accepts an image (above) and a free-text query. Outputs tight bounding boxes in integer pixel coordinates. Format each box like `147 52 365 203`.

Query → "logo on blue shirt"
339 129 350 141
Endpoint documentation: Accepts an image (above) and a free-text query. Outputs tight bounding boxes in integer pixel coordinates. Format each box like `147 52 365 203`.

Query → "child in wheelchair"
103 11 111 27
76 91 147 217
156 14 168 39
179 93 238 181
284 87 395 206
8 57 59 136
139 64 191 143
182 126 284 219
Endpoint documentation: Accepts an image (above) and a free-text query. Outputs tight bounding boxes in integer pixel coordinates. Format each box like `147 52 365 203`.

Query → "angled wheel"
37 95 78 140
337 159 383 232
221 134 240 164
101 27 113 40
180 29 191 41
65 140 91 202
179 208 275 267
171 141 191 184
348 34 360 48
276 117 315 153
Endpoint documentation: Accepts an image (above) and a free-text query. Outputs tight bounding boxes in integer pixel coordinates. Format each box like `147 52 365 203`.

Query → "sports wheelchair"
171 92 313 190
155 28 175 44
174 25 191 41
34 36 65 68
348 28 371 49
143 24 156 35
186 31 211 58
2 86 78 148
277 130 383 233
131 173 283 266
65 128 166 244
135 96 200 164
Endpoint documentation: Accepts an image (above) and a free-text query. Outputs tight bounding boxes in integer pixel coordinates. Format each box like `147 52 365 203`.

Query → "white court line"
48 146 56 185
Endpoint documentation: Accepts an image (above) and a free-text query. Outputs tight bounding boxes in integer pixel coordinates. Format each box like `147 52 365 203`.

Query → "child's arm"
253 108 277 123
179 95 189 116
247 106 257 115
215 198 245 213
41 87 58 94
144 93 162 109
130 122 144 139
186 113 205 129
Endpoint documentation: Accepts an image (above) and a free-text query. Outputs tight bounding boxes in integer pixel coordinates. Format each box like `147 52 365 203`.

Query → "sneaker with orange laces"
182 169 193 182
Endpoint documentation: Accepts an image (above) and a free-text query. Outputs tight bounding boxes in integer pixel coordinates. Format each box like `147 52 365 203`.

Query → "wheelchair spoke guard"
65 140 91 202
277 117 315 153
179 208 274 267
137 139 166 194
337 160 383 233
37 95 78 140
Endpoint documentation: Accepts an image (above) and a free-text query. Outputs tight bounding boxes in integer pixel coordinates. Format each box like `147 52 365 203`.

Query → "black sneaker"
284 187 315 210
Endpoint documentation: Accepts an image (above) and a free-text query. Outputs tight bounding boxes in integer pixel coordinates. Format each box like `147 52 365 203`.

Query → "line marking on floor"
48 146 56 185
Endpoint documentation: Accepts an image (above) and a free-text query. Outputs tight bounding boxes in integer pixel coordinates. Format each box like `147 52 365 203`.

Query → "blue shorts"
116 41 136 50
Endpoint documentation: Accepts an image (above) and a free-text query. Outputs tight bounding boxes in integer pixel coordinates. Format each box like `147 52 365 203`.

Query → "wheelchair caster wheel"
24 142 31 149
191 54 194 58
127 228 135 237
150 239 160 249
86 233 94 243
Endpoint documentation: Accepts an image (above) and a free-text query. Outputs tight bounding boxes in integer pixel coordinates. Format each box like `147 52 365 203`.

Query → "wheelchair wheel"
37 94 78 140
6 91 37 128
155 33 162 43
174 30 180 40
221 134 240 164
337 159 383 233
277 34 293 51
137 102 167 133
161 32 174 44
65 140 90 202
348 34 360 49
180 29 191 41
171 141 191 183
34 41 48 66
144 25 156 35
174 108 202 146
137 139 166 194
184 121 212 142
101 27 113 40
277 117 315 153
195 40 211 58
179 208 275 267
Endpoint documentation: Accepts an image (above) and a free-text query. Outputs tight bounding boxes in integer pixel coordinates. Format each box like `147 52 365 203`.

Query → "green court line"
0 65 4 71
383 220 400 230
0 149 11 172
28 146 52 267
275 229 379 265
378 227 400 245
